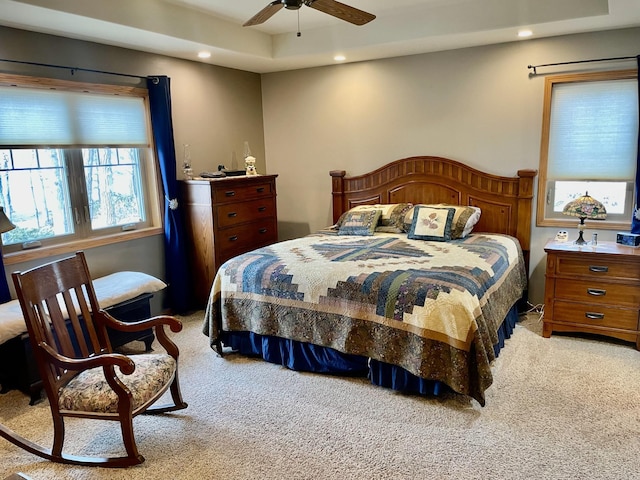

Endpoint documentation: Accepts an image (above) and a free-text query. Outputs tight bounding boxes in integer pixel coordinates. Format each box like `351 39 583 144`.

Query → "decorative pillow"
403 204 481 239
375 203 414 232
407 206 456 242
337 209 382 236
438 204 481 238
335 203 412 233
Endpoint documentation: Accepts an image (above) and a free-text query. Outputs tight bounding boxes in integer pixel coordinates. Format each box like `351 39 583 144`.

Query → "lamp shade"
562 192 607 220
562 192 606 245
0 207 15 234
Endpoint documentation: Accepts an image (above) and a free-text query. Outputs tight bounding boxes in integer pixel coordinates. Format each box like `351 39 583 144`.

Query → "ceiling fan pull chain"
297 9 301 37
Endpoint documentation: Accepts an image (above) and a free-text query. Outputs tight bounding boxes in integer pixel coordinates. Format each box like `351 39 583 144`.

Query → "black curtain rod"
0 58 159 83
528 55 637 75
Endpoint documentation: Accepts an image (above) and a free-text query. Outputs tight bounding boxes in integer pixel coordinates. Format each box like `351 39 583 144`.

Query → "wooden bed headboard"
330 156 537 262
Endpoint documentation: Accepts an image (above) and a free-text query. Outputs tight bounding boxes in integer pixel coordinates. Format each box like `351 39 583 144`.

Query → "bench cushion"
0 271 166 345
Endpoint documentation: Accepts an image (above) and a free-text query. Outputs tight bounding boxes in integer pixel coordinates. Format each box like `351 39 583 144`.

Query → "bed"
203 156 537 405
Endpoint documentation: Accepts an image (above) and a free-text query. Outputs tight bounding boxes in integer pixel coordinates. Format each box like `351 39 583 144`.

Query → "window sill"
536 218 631 231
3 227 163 266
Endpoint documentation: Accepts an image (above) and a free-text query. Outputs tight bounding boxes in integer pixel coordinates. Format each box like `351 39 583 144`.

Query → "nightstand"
543 239 640 349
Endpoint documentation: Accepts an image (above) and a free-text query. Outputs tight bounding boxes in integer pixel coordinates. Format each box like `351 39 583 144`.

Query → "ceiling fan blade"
243 1 284 27
306 0 375 26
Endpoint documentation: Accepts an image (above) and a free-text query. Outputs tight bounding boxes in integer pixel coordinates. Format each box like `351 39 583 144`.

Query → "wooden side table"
543 239 640 349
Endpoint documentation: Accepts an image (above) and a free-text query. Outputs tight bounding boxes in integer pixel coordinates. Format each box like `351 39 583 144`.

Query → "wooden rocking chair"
0 251 188 467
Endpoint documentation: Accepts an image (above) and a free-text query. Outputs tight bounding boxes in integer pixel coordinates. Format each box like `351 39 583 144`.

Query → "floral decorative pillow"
407 206 456 241
337 209 382 236
403 204 481 239
335 203 413 233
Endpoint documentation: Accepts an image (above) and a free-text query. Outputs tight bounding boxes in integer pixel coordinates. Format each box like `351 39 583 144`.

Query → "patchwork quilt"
203 232 526 404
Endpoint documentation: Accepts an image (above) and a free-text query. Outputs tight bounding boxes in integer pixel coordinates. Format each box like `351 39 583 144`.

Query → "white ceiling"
1 0 640 73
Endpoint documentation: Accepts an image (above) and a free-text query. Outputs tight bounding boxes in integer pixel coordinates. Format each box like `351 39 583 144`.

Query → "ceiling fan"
244 0 376 27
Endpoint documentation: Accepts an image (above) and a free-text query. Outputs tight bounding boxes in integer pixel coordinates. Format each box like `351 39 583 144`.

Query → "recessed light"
518 30 533 38
198 51 211 59
334 55 346 62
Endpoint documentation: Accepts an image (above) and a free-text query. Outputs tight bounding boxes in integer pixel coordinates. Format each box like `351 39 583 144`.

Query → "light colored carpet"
1 312 639 480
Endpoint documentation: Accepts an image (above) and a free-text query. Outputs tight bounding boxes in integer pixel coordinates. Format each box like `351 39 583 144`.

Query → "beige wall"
0 26 265 304
261 27 640 305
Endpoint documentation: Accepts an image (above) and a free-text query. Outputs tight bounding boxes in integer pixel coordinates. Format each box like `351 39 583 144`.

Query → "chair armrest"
39 342 135 375
99 310 182 359
99 310 183 333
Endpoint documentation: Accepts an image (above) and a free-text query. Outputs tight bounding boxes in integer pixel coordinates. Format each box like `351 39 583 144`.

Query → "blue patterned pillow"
335 203 413 233
407 206 456 241
337 209 381 236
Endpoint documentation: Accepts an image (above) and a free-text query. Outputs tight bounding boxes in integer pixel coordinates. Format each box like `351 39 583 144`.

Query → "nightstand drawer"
554 300 639 331
556 257 640 281
555 279 640 307
216 198 276 228
213 181 273 203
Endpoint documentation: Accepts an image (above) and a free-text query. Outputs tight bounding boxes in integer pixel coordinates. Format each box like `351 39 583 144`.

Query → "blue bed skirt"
219 304 520 397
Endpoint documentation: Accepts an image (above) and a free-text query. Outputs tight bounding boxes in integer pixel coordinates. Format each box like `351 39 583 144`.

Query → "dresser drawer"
212 181 273 204
217 220 278 260
556 256 640 281
555 279 640 307
554 300 639 331
216 198 276 228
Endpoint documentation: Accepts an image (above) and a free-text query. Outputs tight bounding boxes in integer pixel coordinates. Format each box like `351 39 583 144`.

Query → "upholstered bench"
0 271 167 404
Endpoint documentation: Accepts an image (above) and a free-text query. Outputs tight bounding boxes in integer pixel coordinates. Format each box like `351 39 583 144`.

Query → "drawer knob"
227 212 237 218
256 187 265 193
229 235 238 242
225 191 236 197
588 265 609 273
258 228 267 234
258 206 266 212
585 312 605 320
587 288 606 296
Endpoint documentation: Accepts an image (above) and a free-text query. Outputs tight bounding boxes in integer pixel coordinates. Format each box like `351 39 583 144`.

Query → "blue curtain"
633 55 640 234
147 76 192 313
0 249 10 303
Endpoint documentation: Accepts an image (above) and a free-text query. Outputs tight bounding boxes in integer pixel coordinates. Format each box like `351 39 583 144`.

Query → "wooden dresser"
180 175 278 306
543 239 640 349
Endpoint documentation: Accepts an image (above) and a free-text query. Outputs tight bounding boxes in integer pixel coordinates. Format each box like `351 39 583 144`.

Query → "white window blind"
0 86 150 147
547 78 638 181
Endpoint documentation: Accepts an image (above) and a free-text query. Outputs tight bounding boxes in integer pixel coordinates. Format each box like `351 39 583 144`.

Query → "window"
0 75 161 254
537 70 638 229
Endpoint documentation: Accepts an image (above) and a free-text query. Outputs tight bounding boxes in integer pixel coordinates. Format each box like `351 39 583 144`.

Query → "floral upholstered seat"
59 353 176 414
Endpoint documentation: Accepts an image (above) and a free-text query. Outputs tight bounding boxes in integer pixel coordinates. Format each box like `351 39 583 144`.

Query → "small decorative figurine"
182 143 193 180
245 156 257 175
243 140 258 176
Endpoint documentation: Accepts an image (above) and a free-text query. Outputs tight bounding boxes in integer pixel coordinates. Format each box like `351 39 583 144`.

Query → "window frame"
536 69 638 230
0 74 163 265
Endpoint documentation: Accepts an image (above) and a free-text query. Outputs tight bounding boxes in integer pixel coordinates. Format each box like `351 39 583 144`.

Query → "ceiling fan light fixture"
284 0 304 10
334 55 346 62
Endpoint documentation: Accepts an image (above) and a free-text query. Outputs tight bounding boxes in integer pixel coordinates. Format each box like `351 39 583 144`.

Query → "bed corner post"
515 169 538 283
330 170 346 224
